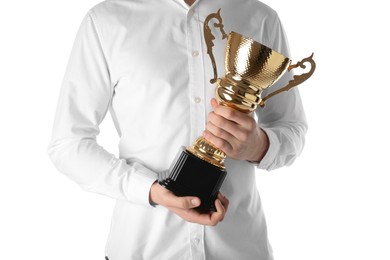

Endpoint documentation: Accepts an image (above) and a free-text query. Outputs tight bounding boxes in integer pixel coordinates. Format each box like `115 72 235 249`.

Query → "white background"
0 0 389 259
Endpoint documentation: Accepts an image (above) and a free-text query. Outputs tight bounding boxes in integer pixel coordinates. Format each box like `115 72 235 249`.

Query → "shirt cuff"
257 128 280 170
127 162 158 207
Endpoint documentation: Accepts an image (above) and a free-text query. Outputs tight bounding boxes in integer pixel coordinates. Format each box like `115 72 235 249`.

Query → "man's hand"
203 98 270 162
150 182 229 226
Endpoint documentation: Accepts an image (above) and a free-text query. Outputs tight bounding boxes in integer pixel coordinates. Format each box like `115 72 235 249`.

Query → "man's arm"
203 12 307 169
150 183 229 226
48 11 158 206
49 11 229 225
203 98 270 163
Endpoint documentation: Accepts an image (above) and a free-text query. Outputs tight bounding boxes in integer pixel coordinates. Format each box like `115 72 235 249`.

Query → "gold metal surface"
260 53 316 107
216 32 291 112
187 137 226 169
204 8 228 84
187 9 316 168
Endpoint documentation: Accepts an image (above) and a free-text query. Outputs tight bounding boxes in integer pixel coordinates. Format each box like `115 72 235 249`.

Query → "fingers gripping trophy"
159 9 316 213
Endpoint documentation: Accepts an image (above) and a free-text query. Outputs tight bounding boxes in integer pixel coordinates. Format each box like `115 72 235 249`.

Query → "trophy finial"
204 9 227 84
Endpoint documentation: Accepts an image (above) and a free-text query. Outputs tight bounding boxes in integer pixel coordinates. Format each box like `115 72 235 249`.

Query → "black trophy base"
159 147 227 213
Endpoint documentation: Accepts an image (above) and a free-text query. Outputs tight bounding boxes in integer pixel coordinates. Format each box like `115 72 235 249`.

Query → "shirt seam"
88 9 114 93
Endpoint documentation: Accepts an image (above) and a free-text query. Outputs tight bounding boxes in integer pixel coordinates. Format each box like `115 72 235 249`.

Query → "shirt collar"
172 0 200 9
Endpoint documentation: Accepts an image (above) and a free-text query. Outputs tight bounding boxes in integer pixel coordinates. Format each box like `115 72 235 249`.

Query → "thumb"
210 98 218 108
164 192 201 209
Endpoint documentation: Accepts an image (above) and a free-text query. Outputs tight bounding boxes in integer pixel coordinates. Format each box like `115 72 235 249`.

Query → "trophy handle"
260 53 316 107
204 9 228 84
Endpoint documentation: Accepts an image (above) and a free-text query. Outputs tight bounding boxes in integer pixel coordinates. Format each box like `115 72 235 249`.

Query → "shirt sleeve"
255 13 308 171
47 11 157 206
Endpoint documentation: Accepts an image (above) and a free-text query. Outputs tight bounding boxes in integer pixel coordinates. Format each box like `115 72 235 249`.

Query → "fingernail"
191 199 200 206
218 200 225 211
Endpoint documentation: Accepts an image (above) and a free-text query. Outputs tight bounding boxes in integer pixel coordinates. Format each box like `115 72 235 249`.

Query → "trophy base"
159 147 227 213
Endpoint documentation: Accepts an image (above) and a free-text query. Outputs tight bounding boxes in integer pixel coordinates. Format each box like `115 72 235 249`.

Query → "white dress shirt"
48 0 307 259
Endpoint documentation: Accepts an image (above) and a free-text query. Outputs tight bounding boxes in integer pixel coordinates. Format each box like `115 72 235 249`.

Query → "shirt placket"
186 5 206 260
188 222 205 260
187 6 206 143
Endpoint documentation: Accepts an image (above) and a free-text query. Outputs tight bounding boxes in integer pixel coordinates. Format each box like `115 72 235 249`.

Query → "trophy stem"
216 76 263 113
186 137 226 169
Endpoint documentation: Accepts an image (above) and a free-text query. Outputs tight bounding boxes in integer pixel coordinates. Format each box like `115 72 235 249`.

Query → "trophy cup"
159 9 316 213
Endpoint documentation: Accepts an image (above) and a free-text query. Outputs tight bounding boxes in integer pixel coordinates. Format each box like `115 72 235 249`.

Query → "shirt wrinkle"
48 0 307 259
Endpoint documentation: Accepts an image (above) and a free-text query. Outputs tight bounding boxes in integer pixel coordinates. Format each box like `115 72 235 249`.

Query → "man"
48 0 307 259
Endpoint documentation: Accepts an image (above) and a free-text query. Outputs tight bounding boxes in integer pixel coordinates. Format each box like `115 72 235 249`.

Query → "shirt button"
194 97 202 103
194 238 200 244
188 9 195 16
192 50 199 57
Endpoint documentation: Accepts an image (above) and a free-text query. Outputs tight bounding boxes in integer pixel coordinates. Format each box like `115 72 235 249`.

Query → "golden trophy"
159 9 316 212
